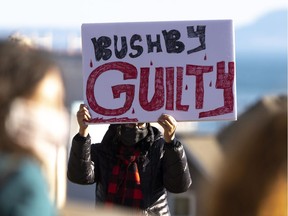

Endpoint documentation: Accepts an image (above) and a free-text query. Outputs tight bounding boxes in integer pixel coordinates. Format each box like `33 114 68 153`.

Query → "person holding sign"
67 104 192 215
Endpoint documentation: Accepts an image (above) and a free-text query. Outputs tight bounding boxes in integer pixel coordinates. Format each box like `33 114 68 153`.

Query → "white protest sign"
81 20 236 124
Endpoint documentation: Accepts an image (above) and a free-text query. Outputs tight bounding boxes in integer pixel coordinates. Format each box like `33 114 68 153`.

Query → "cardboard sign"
81 20 237 124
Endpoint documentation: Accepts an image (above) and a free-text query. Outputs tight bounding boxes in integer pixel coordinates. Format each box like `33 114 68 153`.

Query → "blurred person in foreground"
67 104 192 215
0 40 68 216
200 94 287 216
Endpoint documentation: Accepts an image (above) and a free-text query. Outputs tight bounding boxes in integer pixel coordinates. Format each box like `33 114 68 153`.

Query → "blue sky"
1 0 287 29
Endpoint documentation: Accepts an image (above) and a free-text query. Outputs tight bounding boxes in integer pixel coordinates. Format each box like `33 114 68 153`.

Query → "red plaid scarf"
106 144 143 209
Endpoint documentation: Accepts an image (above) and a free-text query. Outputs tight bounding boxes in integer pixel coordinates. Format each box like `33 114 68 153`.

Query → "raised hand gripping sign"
81 20 236 124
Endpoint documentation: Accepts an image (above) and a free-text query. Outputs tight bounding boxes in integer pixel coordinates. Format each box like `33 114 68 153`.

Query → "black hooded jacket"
67 124 192 214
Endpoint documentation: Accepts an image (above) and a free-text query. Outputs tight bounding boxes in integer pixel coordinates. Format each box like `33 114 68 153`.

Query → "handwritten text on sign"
81 20 237 123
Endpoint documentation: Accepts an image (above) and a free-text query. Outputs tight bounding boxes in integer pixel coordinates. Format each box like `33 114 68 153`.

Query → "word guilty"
86 61 234 119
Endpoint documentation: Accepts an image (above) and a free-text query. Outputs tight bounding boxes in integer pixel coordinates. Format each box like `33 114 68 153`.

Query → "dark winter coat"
67 125 192 215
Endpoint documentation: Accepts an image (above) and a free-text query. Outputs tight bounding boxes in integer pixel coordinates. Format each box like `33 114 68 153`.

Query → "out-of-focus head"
0 40 67 157
201 95 287 216
0 40 64 109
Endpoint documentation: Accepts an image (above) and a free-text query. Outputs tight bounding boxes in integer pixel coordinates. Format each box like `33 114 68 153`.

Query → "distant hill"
235 9 287 53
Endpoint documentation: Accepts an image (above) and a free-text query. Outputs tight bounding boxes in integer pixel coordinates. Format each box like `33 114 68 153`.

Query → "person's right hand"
77 104 91 137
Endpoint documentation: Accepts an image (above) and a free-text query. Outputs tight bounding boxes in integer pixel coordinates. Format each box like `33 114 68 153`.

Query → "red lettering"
165 67 174 110
186 64 213 109
176 67 189 111
86 61 137 116
86 61 235 122
199 61 234 118
139 67 164 111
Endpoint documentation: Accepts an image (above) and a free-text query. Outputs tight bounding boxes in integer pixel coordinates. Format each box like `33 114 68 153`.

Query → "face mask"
5 98 69 149
5 98 69 207
119 125 148 146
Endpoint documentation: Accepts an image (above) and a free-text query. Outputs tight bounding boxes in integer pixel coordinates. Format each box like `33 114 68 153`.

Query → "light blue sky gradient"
1 0 287 29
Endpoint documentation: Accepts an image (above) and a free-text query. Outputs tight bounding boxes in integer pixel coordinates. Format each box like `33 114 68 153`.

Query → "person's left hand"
158 114 177 143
